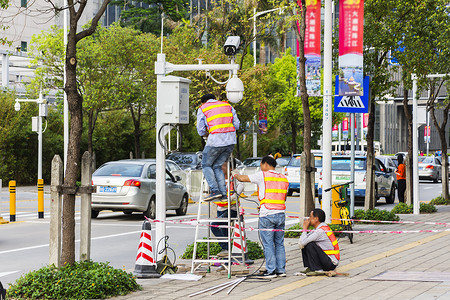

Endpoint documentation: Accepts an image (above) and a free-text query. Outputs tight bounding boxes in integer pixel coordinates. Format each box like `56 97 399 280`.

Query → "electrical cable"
42 119 48 133
158 123 182 154
206 70 232 85
156 235 177 267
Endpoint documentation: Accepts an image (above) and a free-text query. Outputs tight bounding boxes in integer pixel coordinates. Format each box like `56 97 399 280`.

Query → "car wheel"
91 210 99 219
176 194 188 216
287 189 293 196
433 175 439 183
385 185 395 204
144 197 156 219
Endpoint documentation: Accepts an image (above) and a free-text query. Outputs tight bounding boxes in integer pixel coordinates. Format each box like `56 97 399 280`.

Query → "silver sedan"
91 159 189 219
418 156 442 183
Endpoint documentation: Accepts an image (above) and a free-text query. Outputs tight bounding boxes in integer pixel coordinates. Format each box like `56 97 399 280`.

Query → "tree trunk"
296 0 314 213
280 31 286 54
61 24 83 265
364 99 376 210
87 109 98 155
430 104 450 199
402 87 413 204
130 104 142 158
259 41 266 65
291 122 297 153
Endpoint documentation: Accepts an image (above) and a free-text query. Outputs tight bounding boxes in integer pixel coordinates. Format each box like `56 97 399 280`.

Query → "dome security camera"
14 102 20 111
226 75 244 103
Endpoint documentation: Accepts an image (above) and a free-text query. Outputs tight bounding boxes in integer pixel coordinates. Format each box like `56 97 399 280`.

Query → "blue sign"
334 76 370 113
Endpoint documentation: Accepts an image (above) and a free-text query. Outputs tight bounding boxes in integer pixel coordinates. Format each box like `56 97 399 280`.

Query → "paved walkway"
115 206 450 300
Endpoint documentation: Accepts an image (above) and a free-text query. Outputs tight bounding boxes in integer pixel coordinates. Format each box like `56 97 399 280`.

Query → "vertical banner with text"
343 117 349 140
258 104 268 134
363 113 369 136
338 0 364 96
297 0 322 97
332 123 338 139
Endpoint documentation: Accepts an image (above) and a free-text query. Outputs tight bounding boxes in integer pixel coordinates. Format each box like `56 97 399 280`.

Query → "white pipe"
253 118 257 157
253 8 256 67
338 122 342 152
322 0 333 222
38 93 43 180
350 113 355 217
412 74 419 215
360 113 364 152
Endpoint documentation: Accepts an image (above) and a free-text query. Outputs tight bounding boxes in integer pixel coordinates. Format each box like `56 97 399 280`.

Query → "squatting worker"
396 154 406 203
297 209 339 275
211 159 244 257
197 94 240 200
234 156 288 278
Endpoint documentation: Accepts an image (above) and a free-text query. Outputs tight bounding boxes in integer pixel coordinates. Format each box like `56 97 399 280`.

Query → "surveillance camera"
14 102 20 111
226 75 244 103
224 36 240 56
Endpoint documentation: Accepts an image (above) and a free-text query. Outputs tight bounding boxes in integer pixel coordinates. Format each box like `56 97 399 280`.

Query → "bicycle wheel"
343 224 353 244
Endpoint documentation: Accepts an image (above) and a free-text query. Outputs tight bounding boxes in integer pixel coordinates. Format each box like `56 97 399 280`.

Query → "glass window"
147 165 156 179
21 0 27 7
21 41 27 52
93 163 144 177
288 156 301 167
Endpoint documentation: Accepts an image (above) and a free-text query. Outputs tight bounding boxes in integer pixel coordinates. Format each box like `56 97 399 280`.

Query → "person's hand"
302 218 311 230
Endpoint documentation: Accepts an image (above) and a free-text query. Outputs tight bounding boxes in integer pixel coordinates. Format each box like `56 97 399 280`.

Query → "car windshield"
276 157 291 166
94 163 144 177
288 156 302 167
331 158 366 170
167 154 197 165
419 157 434 164
243 158 261 167
315 156 323 168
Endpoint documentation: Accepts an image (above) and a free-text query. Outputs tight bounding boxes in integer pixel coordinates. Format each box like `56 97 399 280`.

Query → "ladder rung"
197 218 240 222
192 259 230 263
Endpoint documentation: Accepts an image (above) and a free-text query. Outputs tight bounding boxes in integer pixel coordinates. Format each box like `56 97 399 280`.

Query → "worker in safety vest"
297 208 340 275
197 94 240 200
234 156 288 278
211 159 244 257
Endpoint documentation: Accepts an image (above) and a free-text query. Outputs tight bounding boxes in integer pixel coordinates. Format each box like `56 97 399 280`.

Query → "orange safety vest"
259 171 289 210
200 101 235 134
213 178 237 207
319 225 340 261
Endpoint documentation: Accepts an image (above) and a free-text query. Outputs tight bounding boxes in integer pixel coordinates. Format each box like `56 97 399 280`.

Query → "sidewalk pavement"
115 205 450 300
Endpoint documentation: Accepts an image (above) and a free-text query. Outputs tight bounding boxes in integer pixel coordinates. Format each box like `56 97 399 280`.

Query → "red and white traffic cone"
231 217 254 265
134 220 160 278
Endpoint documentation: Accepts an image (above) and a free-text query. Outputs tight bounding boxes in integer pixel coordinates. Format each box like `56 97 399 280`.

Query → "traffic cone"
134 220 161 278
231 218 254 265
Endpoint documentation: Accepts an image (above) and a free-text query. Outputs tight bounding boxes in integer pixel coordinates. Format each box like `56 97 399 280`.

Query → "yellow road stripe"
245 230 450 300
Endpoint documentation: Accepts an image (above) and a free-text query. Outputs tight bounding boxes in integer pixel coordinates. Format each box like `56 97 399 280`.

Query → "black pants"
397 179 406 203
301 242 336 271
211 209 237 250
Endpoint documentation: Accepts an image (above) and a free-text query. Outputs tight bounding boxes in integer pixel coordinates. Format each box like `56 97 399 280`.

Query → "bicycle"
324 181 354 244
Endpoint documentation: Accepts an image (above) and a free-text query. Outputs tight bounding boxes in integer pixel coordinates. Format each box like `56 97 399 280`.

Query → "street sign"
334 76 370 113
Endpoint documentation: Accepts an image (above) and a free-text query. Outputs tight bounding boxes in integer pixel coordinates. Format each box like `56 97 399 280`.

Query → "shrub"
7 261 141 300
430 196 450 205
284 223 343 238
391 202 437 214
354 208 400 223
181 239 264 260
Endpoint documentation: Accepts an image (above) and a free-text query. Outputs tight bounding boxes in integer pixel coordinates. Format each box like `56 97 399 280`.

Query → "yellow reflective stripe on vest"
324 249 340 255
265 188 287 194
260 199 286 204
326 231 333 236
209 123 234 133
331 239 338 246
202 103 230 112
264 177 289 183
206 113 233 122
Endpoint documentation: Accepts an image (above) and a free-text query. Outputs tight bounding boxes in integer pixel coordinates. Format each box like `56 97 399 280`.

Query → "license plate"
99 186 117 193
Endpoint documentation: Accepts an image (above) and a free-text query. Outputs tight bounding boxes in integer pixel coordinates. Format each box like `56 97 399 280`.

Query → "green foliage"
284 223 343 238
6 261 141 299
181 239 264 260
430 196 450 205
354 208 400 223
391 203 437 214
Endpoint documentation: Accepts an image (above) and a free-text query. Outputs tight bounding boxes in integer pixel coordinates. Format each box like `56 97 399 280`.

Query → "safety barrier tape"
144 216 450 234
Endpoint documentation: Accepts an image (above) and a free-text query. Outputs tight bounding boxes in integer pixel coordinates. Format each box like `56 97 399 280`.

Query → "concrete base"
134 264 161 278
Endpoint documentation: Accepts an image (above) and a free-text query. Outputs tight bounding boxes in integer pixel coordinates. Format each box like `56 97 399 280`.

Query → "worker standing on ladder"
234 156 288 278
197 94 240 200
211 159 244 257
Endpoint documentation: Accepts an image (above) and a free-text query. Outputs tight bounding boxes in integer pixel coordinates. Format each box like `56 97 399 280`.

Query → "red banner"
338 0 365 96
332 124 338 131
363 113 369 128
304 0 321 56
343 117 349 131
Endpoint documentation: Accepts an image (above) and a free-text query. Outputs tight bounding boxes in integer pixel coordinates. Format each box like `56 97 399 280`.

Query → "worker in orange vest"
197 94 240 200
234 156 288 278
297 208 340 276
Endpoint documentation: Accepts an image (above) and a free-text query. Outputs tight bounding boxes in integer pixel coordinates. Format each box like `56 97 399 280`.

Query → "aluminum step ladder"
190 159 246 279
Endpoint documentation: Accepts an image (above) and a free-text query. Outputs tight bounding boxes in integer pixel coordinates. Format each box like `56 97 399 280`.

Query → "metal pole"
322 0 333 222
412 74 419 215
350 112 355 217
155 53 167 258
2 54 9 87
360 113 364 152
426 89 430 156
338 122 342 152
253 117 257 157
38 94 43 180
253 8 257 66
63 0 68 173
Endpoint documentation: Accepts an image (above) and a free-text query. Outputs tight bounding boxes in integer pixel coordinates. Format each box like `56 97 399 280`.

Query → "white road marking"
0 271 20 278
